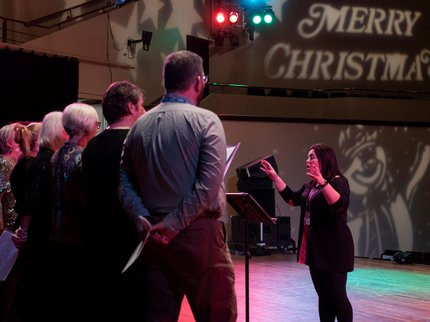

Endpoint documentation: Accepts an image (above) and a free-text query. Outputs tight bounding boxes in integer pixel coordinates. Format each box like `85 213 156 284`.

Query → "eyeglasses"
96 121 101 130
200 75 208 85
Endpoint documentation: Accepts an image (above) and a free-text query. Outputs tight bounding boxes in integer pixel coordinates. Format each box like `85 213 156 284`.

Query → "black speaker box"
392 251 413 264
276 217 291 246
424 252 430 265
411 251 424 264
230 216 264 244
380 249 401 261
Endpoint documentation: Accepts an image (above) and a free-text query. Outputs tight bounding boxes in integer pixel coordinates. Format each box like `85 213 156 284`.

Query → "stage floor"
178 252 430 322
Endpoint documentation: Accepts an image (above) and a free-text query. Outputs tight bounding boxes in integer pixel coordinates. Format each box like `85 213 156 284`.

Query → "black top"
10 156 36 227
23 148 54 245
279 176 354 272
82 129 139 273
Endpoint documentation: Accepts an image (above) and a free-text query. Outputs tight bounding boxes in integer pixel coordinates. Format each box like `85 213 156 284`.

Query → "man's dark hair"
310 143 342 181
163 50 203 92
102 81 145 125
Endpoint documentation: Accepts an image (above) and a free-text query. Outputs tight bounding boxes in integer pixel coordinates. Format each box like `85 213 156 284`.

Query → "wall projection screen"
222 120 430 258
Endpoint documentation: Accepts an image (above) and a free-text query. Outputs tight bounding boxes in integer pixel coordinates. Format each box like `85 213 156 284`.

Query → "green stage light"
249 6 273 25
252 13 262 24
263 6 274 24
263 11 273 24
244 4 275 41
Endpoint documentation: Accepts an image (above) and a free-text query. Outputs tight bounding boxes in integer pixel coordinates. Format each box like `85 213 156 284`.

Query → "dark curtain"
0 47 79 126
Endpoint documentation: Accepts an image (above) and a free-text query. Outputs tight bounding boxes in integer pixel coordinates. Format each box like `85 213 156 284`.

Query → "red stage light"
229 11 239 24
215 11 226 24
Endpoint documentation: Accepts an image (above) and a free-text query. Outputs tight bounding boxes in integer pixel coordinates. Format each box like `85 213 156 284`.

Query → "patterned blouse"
0 156 17 231
50 142 86 245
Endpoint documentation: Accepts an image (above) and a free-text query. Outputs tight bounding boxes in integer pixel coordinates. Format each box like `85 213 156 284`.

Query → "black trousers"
143 217 237 322
309 267 353 322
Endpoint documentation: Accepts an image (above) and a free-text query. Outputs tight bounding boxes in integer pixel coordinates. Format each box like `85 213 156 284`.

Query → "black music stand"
227 192 276 322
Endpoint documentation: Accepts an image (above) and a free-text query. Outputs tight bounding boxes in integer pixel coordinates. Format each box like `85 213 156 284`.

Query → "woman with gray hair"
38 111 70 151
45 103 99 322
10 122 42 229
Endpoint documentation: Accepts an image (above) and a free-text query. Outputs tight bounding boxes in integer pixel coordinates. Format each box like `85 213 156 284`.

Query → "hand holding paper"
149 221 178 245
137 216 152 241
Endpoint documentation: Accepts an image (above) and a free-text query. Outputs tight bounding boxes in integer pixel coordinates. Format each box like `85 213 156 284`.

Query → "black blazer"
280 176 354 272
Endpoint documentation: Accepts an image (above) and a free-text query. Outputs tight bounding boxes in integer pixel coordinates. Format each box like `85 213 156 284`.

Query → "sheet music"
226 192 276 225
121 229 150 273
122 215 153 273
225 142 241 177
0 230 19 281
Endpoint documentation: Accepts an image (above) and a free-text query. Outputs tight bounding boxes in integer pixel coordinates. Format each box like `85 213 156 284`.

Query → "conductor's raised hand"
306 162 325 185
260 159 277 180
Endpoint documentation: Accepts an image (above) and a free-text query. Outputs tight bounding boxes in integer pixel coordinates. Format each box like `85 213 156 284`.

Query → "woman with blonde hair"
10 122 42 227
0 123 23 233
0 121 42 322
0 122 28 322
9 112 69 322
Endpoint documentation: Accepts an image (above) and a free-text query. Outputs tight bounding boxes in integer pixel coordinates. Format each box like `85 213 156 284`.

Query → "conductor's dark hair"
310 143 342 181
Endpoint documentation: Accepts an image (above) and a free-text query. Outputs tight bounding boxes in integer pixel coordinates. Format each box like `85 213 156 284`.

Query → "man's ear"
127 101 135 114
194 76 202 93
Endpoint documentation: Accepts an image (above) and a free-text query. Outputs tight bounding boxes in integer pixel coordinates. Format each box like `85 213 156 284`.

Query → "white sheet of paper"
225 142 240 177
122 231 150 274
0 230 19 281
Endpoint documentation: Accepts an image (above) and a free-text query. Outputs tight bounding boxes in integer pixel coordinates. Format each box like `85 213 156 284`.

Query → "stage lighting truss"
212 1 244 46
248 6 274 25
213 5 242 28
243 5 274 40
212 1 275 45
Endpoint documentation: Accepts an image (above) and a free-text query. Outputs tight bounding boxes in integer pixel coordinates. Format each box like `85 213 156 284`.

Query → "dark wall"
0 47 79 126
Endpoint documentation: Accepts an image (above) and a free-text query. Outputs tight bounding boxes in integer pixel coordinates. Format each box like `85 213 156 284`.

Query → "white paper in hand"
122 218 152 274
0 230 19 281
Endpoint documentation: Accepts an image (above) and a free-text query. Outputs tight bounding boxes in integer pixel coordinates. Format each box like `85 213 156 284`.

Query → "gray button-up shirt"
118 100 227 233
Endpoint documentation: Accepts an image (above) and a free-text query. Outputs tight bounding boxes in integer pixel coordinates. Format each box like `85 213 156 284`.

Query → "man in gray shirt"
118 50 237 322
